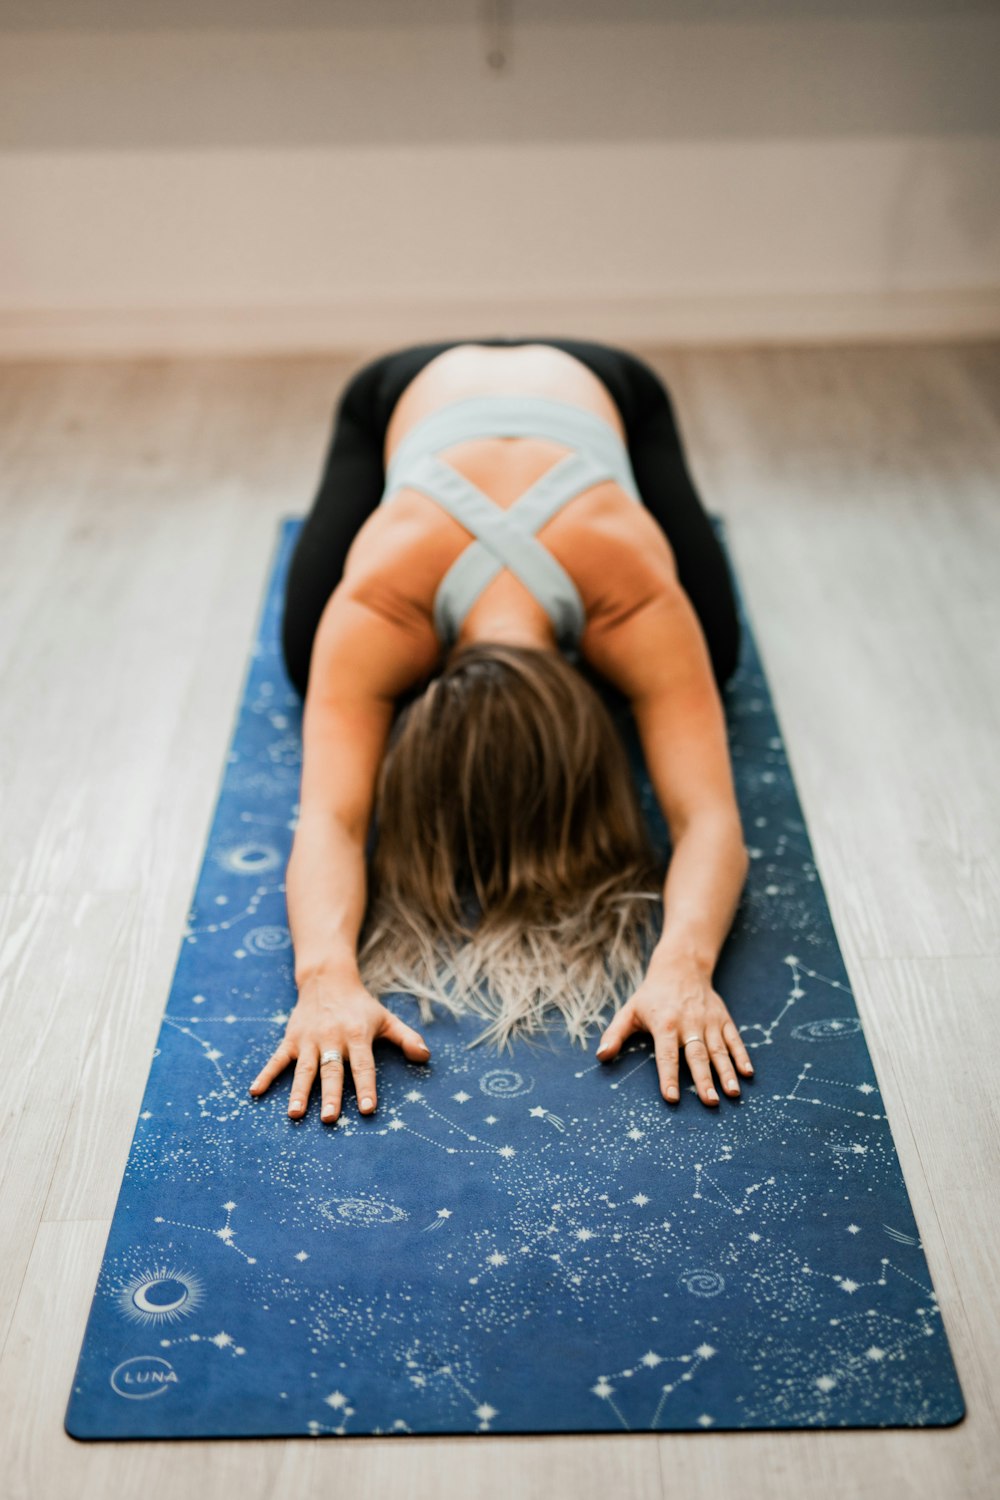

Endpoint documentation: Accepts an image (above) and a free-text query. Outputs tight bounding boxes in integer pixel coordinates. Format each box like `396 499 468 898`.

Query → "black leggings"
280 336 741 698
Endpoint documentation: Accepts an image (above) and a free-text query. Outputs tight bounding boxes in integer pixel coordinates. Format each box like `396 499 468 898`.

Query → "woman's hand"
248 973 432 1124
594 955 754 1106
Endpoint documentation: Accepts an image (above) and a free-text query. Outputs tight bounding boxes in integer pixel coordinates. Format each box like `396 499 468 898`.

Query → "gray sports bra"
380 395 642 654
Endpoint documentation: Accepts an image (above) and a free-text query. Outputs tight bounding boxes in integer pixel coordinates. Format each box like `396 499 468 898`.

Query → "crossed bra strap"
380 396 642 649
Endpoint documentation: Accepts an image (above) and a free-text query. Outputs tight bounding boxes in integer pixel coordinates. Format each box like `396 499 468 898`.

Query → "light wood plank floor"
0 342 997 1500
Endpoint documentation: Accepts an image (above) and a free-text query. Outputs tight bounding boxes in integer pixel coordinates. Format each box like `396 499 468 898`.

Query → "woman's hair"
356 642 665 1053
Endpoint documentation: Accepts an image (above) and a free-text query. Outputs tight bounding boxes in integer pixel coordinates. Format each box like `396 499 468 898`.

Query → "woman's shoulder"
308 521 444 703
557 489 679 622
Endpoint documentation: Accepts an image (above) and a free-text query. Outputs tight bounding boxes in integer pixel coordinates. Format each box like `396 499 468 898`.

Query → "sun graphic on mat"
116 1265 206 1327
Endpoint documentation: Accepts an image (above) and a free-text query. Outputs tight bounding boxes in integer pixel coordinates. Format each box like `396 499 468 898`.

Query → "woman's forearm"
646 813 749 978
286 814 369 987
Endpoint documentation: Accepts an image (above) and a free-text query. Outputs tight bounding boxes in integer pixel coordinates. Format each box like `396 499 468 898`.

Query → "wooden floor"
0 341 997 1499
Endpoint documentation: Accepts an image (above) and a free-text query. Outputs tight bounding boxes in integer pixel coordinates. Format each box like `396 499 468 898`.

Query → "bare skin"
248 344 752 1124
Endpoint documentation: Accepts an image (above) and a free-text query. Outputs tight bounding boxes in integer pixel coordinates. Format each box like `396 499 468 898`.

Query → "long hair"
356 642 665 1053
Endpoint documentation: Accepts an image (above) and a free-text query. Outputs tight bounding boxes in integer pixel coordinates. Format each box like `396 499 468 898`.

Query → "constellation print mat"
65 516 966 1441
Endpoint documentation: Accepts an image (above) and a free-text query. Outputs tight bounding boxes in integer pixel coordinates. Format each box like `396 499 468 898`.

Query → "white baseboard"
2 288 999 359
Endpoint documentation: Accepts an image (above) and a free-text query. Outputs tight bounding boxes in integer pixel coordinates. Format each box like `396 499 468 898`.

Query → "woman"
248 337 754 1126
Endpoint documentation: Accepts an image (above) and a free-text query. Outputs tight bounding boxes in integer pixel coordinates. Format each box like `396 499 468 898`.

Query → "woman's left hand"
594 955 754 1106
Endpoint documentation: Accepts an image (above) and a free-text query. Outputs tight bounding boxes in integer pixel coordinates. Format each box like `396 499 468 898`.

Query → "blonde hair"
356 642 665 1053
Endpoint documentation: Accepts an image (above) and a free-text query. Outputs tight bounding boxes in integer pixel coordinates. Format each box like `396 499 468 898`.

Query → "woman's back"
384 342 624 446
325 342 681 681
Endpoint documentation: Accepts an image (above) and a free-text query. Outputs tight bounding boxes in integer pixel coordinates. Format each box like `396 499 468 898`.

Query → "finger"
318 1045 345 1124
377 1011 432 1063
722 1018 754 1077
706 1023 740 1098
682 1034 719 1105
595 1003 639 1061
288 1044 318 1118
653 1026 680 1103
347 1037 378 1114
249 1043 293 1096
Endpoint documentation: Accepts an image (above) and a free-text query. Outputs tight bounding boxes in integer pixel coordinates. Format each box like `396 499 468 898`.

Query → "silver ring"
320 1049 342 1065
681 1035 703 1047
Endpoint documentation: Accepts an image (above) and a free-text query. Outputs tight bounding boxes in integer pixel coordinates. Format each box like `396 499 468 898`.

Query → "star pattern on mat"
65 519 965 1440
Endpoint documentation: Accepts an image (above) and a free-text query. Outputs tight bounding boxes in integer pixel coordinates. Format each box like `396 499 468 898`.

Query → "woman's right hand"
247 973 432 1124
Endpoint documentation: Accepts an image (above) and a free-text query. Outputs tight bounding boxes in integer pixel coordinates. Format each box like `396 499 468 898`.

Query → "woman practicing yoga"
248 337 754 1125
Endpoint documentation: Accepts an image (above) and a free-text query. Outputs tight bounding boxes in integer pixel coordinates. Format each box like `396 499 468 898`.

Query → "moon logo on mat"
110 1355 179 1399
117 1265 206 1326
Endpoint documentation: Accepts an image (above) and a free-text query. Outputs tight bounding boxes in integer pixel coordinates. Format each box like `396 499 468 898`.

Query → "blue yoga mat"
66 516 966 1439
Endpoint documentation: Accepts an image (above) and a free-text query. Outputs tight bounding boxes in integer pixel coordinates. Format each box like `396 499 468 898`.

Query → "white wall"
1 0 998 355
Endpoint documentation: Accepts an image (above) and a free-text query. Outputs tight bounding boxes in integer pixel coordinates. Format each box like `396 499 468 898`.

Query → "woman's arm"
285 725 383 992
582 572 754 1107
250 585 441 1124
628 627 749 982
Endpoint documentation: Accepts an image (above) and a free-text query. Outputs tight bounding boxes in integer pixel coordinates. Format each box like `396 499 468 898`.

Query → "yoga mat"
65 516 966 1440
